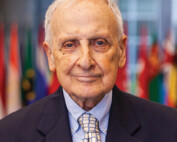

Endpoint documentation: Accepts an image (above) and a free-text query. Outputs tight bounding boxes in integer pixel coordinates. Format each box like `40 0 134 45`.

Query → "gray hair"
44 0 124 46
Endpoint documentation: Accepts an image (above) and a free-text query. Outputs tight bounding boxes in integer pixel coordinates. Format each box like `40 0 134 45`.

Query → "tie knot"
78 113 99 133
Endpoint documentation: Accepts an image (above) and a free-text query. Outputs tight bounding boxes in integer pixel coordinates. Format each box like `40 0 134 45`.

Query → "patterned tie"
78 113 101 142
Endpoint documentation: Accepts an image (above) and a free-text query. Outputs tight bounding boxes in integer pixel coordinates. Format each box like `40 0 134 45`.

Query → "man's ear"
118 35 127 68
43 41 56 72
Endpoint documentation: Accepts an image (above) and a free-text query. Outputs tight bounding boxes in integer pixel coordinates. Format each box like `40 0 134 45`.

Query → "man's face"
44 0 126 106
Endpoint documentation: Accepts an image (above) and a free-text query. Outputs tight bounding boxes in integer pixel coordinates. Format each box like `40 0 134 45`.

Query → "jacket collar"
36 86 142 142
106 86 143 142
37 86 72 142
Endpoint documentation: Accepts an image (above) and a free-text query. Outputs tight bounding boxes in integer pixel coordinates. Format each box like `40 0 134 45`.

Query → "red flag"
115 22 128 91
137 25 149 99
6 23 22 114
0 23 6 118
48 71 60 95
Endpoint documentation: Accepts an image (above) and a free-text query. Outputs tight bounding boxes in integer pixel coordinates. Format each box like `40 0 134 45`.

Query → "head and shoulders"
1 0 177 130
42 0 177 119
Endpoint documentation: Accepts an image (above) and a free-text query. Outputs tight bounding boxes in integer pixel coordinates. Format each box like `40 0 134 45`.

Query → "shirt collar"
63 89 85 134
89 90 112 134
63 89 112 135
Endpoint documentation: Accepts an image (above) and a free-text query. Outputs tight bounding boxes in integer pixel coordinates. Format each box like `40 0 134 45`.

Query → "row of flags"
139 28 177 107
0 23 60 119
0 22 177 119
116 25 177 108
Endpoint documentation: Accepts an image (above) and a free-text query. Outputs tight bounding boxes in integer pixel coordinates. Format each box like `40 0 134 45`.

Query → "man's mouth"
72 75 101 82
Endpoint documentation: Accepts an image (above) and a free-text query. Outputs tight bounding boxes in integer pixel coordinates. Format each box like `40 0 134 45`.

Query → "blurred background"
0 0 177 119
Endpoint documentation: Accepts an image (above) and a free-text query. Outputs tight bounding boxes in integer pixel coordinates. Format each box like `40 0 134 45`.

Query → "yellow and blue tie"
78 113 101 142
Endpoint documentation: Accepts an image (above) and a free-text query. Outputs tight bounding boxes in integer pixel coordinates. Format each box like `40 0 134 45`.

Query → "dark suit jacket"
0 86 177 142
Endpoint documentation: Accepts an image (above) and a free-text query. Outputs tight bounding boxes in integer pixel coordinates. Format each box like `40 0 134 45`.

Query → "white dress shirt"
63 89 112 142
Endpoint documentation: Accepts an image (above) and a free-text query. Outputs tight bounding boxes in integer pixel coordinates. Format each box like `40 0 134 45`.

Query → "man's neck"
70 95 105 111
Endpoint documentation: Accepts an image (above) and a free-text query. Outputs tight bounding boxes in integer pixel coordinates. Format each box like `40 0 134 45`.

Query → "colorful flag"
163 31 177 107
137 25 149 99
35 26 49 101
21 29 35 105
167 65 177 107
148 36 162 103
6 23 22 114
48 71 60 95
163 31 175 64
0 23 6 118
115 22 128 91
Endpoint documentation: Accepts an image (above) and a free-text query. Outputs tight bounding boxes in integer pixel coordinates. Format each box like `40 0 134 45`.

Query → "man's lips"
72 75 101 82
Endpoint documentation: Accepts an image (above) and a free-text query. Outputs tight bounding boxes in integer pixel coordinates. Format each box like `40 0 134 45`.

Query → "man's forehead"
51 0 116 28
50 0 118 42
52 0 111 19
57 0 108 10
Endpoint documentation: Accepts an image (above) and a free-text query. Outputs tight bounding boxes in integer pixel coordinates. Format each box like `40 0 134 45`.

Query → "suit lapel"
36 85 143 142
106 86 143 142
37 87 72 142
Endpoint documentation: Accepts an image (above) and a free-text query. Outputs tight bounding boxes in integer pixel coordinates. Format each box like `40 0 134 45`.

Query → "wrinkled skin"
43 0 127 110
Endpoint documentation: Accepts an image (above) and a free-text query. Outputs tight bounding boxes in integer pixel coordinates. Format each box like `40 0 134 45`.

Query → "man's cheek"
56 56 75 72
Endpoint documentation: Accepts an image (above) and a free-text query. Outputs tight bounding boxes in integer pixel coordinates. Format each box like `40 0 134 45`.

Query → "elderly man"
0 0 177 142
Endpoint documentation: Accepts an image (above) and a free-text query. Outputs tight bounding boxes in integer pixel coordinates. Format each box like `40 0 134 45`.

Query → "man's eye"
61 41 78 53
92 39 109 52
95 40 106 46
63 42 74 48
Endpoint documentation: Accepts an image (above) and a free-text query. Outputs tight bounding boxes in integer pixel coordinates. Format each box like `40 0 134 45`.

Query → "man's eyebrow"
59 37 77 42
88 34 110 40
57 37 79 46
89 32 111 39
58 32 111 42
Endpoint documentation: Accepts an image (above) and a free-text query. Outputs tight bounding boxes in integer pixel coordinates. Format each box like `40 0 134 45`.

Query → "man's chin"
71 88 105 100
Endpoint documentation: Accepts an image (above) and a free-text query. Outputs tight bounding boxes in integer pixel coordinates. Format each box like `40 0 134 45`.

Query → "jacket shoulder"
0 91 61 141
120 90 177 140
124 91 177 119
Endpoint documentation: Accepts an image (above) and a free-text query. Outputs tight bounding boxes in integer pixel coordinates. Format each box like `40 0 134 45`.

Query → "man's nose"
76 43 95 70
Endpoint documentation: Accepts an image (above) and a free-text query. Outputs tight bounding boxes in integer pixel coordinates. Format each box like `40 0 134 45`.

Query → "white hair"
44 0 124 46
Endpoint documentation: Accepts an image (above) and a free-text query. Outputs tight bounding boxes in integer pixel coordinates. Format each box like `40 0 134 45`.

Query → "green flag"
21 29 35 106
148 36 162 103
